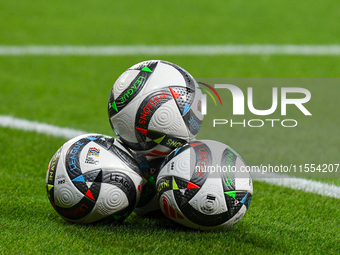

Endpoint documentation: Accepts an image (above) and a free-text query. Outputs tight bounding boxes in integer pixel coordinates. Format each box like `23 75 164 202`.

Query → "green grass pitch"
1 0 340 254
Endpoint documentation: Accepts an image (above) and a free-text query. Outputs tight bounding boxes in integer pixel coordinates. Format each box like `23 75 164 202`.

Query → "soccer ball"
133 154 164 216
156 140 253 231
46 134 143 223
108 60 204 157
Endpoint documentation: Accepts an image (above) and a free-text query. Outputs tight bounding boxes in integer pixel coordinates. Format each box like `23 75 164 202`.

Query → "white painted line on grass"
1 114 339 198
0 115 87 139
1 45 340 56
252 172 340 199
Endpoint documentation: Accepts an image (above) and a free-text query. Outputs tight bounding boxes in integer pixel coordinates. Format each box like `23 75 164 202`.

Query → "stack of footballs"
46 60 253 231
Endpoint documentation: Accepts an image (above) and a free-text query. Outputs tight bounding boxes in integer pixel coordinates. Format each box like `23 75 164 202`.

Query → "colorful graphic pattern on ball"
108 60 203 156
135 155 164 209
156 140 252 230
108 61 157 117
46 135 142 222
